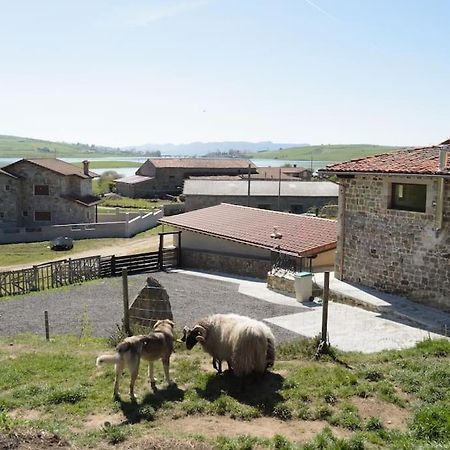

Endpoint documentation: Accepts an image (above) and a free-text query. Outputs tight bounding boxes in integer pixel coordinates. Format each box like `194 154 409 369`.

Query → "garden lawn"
1 333 449 449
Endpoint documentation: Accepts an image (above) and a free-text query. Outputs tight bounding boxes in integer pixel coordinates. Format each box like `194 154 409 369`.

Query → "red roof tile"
319 145 450 176
149 158 254 169
3 158 98 178
160 203 337 256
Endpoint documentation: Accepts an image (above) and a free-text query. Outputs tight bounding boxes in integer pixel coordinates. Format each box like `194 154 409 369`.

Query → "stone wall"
336 174 450 310
4 161 95 227
181 248 271 279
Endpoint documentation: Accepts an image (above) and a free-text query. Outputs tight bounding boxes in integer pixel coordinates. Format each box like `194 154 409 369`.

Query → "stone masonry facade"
335 174 450 311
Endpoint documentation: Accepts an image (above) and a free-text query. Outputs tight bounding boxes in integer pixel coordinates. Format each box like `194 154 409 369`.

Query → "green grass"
0 335 449 449
99 196 168 209
250 144 401 162
0 225 166 268
0 134 122 158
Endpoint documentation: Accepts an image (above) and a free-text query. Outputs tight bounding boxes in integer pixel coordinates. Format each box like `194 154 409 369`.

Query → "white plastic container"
294 272 313 302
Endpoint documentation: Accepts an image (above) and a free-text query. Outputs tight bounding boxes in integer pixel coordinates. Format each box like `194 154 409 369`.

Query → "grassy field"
0 135 124 158
251 144 401 162
0 333 449 449
99 197 168 210
0 225 165 268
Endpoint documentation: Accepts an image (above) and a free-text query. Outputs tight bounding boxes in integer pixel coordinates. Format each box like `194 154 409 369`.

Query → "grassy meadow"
250 144 401 162
0 135 123 158
0 333 449 449
0 225 165 268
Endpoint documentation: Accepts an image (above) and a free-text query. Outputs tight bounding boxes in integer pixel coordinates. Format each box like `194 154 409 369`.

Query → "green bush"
410 403 450 441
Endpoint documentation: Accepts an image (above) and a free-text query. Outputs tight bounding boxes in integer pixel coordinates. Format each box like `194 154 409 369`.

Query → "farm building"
182 179 338 212
159 203 337 278
0 158 100 229
115 158 256 198
319 141 450 311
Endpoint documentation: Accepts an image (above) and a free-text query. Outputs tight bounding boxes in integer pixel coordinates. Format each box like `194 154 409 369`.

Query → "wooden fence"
0 248 179 298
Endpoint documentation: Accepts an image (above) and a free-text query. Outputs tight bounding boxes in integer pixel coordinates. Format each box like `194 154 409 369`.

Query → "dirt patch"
352 397 409 430
0 430 69 449
167 416 350 444
9 409 44 422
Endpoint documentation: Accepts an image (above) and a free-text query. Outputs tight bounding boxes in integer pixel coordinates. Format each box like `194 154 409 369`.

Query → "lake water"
0 157 331 177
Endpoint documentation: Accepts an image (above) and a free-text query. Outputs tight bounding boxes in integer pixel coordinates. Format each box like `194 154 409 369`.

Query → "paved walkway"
178 270 450 353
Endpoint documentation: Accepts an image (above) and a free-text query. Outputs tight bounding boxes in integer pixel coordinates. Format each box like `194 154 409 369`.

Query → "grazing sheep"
181 314 275 379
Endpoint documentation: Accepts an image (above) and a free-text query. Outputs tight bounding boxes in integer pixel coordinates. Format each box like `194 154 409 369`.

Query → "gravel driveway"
0 271 301 342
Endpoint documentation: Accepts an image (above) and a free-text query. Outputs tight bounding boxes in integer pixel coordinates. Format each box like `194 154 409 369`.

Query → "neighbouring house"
0 158 100 229
182 179 338 212
115 158 256 198
159 203 337 278
319 141 450 311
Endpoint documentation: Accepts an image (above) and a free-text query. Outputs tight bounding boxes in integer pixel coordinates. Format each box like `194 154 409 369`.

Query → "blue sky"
0 0 449 147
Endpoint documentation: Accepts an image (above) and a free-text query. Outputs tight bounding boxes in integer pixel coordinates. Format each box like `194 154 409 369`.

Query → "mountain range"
122 141 307 156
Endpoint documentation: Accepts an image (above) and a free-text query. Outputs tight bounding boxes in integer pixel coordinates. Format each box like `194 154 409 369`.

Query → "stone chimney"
82 160 89 176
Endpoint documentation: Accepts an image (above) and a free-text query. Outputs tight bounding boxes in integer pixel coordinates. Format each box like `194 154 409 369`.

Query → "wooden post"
321 271 330 350
111 255 116 277
247 163 251 206
68 258 73 284
44 311 50 341
158 233 164 271
32 265 39 291
177 231 182 268
122 268 131 336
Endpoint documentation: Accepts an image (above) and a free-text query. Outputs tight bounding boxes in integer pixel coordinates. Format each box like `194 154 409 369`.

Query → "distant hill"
250 144 402 162
0 135 125 158
123 141 307 156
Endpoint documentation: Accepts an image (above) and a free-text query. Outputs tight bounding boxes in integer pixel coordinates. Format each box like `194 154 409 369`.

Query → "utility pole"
277 167 281 211
247 163 251 207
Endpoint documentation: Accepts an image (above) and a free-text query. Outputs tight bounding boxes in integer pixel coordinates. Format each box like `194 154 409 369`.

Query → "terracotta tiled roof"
319 145 450 176
3 158 98 178
115 175 154 184
160 203 337 256
149 158 254 169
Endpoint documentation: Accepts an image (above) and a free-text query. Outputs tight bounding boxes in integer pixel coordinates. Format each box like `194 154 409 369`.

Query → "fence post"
44 311 50 341
177 231 182 268
158 234 164 270
321 271 330 349
32 265 39 291
111 255 116 277
122 268 131 336
68 258 73 284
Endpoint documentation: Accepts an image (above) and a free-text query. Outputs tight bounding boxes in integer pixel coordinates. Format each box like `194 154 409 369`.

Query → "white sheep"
181 313 275 378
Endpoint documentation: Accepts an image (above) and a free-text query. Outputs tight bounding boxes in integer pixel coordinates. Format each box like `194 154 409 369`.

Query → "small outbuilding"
159 203 337 279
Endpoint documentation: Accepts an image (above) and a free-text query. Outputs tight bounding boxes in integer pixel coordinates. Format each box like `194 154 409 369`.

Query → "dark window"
34 211 51 221
5 185 10 191
391 183 426 212
22 211 28 217
34 185 49 195
0 212 4 218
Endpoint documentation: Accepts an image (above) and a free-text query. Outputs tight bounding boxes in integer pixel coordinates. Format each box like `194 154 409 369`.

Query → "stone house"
182 179 338 212
159 203 337 278
0 158 100 229
319 142 450 311
115 158 255 198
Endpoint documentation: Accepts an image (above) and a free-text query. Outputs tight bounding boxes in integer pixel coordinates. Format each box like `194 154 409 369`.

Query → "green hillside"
252 144 402 162
0 135 124 158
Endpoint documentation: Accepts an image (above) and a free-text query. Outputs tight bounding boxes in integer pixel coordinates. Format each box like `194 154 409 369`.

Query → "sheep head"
183 324 207 349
